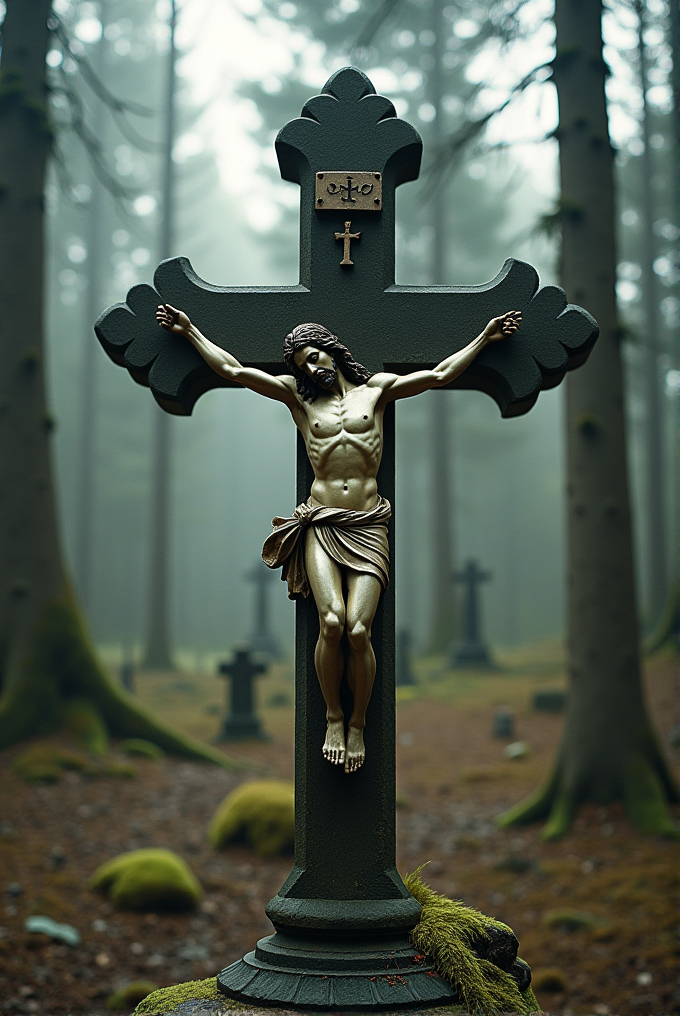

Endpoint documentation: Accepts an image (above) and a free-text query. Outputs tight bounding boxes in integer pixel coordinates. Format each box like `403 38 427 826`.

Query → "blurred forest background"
35 0 678 668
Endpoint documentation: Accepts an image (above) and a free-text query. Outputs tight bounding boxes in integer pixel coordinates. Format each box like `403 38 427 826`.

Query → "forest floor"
0 641 678 1016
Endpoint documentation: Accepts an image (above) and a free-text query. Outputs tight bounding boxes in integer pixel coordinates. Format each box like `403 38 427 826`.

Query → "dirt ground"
0 643 678 1016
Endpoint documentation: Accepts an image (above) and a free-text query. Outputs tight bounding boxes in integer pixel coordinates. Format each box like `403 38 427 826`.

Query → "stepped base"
217 932 460 1011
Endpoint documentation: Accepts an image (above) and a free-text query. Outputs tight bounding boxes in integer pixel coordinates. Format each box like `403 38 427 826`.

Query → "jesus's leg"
344 571 382 774
305 532 346 765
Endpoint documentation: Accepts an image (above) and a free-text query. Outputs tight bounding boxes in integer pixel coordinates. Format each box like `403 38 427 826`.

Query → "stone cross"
95 67 597 1010
449 558 495 669
217 645 268 742
244 562 281 658
396 627 417 687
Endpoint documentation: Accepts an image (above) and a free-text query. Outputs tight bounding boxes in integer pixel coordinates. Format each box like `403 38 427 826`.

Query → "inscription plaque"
315 171 382 211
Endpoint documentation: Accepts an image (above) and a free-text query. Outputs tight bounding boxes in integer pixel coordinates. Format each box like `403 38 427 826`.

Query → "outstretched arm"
376 310 522 403
156 304 297 407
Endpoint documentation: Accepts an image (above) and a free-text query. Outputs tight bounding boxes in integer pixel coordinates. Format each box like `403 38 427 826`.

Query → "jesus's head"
283 323 373 402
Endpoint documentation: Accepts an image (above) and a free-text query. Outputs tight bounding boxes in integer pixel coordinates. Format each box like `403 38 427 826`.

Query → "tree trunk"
499 0 678 838
0 0 229 765
142 0 177 670
427 0 458 654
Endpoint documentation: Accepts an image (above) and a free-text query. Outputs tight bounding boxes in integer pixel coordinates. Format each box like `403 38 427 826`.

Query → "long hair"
283 323 373 402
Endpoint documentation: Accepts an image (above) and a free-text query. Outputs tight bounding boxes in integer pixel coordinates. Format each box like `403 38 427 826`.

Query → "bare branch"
48 13 155 118
51 78 140 202
351 0 402 56
427 62 553 184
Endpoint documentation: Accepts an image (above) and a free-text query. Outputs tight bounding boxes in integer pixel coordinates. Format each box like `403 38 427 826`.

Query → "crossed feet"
322 719 365 774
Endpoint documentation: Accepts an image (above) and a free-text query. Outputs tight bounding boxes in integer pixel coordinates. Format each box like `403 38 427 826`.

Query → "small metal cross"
334 220 361 265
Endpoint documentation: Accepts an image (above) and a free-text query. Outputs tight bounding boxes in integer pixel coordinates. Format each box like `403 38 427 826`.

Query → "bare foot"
323 719 346 765
344 725 365 774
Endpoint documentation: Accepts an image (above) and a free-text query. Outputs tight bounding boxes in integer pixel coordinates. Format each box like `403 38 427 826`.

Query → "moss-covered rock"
11 743 94 782
106 981 159 1009
209 779 294 858
404 867 539 1015
119 738 165 759
90 849 202 912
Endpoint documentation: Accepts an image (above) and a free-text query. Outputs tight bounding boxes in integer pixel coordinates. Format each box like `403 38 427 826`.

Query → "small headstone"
493 707 514 739
216 645 269 741
245 563 281 658
120 660 135 693
533 688 567 712
396 628 417 687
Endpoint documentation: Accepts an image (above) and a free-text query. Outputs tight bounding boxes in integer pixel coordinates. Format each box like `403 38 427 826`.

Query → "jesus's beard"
314 363 337 388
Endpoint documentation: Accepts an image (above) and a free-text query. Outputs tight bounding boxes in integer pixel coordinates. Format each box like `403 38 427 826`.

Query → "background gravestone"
217 646 268 742
449 559 495 669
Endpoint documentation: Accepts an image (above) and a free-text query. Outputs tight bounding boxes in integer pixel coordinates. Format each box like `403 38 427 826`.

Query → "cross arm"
94 257 312 415
379 259 598 417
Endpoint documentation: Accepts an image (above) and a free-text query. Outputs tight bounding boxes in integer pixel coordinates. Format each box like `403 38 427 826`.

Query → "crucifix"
95 67 597 1011
450 558 495 669
335 220 361 265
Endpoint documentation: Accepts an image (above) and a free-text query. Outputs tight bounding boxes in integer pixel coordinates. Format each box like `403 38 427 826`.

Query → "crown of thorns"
282 323 373 402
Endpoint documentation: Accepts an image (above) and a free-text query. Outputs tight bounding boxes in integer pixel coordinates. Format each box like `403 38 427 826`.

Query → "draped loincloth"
262 496 391 600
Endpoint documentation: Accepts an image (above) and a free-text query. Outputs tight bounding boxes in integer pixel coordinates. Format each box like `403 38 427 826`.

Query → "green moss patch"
11 743 94 782
209 779 294 857
62 697 108 754
543 907 603 931
404 867 539 1014
106 980 159 1009
119 738 166 759
532 967 568 993
90 849 202 912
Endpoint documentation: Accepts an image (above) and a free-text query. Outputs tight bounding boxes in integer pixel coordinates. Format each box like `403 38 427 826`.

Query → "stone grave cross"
450 558 495 669
244 562 280 658
96 67 597 1010
217 645 268 742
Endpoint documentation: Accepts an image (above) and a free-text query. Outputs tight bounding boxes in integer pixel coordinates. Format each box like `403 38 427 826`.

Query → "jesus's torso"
291 381 385 512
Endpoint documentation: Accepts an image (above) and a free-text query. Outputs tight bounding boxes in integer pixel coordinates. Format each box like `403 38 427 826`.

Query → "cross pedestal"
245 563 281 658
449 559 495 670
95 67 597 1011
217 645 268 742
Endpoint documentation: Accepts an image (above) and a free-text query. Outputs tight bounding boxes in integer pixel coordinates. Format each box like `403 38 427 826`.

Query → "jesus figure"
157 305 521 773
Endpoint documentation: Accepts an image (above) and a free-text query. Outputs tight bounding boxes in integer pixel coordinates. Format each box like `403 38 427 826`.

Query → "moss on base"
90 848 202 912
404 868 539 1015
209 780 294 857
0 591 237 767
133 978 239 1015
